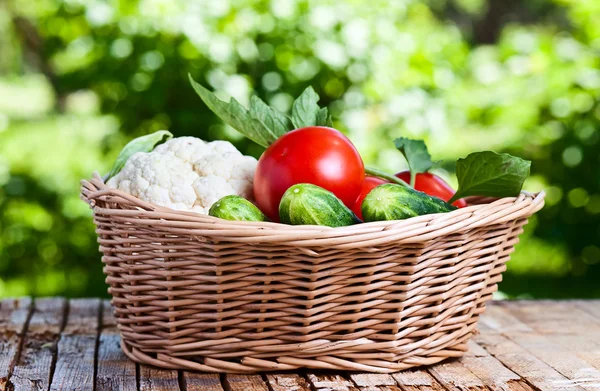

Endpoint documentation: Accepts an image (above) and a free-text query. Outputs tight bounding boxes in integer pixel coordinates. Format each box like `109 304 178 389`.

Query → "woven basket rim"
81 172 545 245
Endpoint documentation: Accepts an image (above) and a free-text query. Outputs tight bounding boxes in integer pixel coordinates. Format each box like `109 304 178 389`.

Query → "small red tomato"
351 176 389 220
254 126 365 221
396 171 467 208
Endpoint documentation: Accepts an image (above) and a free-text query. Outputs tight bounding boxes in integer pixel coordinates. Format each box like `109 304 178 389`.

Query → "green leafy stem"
365 166 410 187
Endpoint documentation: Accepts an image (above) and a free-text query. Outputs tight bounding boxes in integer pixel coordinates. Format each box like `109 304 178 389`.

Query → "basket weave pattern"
81 174 544 373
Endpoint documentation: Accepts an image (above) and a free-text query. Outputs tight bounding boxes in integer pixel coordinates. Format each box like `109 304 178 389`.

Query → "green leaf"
450 151 531 203
106 130 173 180
394 138 433 186
316 107 333 127
249 95 293 137
189 74 279 147
291 86 321 128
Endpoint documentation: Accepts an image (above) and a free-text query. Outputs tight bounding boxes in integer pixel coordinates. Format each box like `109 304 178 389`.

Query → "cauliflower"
107 136 257 214
193 151 257 200
153 137 213 162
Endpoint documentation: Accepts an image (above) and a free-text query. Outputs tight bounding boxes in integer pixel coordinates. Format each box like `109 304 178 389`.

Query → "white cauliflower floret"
153 136 211 163
206 140 240 155
193 152 257 200
192 176 237 209
107 136 258 214
107 152 200 211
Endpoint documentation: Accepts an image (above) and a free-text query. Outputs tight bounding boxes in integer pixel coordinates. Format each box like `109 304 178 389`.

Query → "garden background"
0 0 598 298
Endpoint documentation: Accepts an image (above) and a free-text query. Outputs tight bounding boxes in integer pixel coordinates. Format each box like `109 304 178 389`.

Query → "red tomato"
396 171 467 208
351 176 389 220
254 126 365 221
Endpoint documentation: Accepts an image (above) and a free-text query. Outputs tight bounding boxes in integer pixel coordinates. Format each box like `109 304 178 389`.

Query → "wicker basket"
81 173 544 373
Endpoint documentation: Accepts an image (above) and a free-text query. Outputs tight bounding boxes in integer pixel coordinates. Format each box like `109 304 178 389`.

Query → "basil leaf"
189 74 277 147
106 130 173 180
249 95 293 137
291 86 321 128
450 151 531 203
316 107 333 127
394 138 433 186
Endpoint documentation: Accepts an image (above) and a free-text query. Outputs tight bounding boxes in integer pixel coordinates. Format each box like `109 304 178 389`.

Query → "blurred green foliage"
0 0 598 298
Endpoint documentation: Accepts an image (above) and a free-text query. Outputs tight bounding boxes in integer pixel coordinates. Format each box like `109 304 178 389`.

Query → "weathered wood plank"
49 299 101 391
9 298 66 391
306 373 358 391
504 300 600 346
96 301 137 391
266 374 311 391
0 298 33 391
460 340 534 391
139 365 179 391
502 300 600 372
349 373 401 391
223 374 269 391
428 359 491 391
181 372 223 391
502 300 600 336
576 300 600 321
391 369 445 391
0 299 598 390
475 321 585 391
485 303 600 390
465 339 489 357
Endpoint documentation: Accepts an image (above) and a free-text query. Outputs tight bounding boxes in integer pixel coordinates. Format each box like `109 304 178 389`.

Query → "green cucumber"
209 195 267 222
279 184 360 227
361 183 456 222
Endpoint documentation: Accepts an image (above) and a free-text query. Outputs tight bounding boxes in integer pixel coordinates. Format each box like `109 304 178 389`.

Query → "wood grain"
349 373 401 391
486 303 600 390
139 365 179 391
506 300 600 372
306 372 358 391
0 298 32 391
460 341 534 391
502 300 600 336
392 369 445 391
0 299 599 390
427 359 490 391
223 374 269 391
266 374 311 391
49 299 101 391
505 300 600 348
96 301 136 391
9 298 66 391
182 372 223 391
475 321 585 391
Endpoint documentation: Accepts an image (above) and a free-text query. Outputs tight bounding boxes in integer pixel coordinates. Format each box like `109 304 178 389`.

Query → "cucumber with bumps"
279 184 360 227
209 195 267 222
361 183 456 222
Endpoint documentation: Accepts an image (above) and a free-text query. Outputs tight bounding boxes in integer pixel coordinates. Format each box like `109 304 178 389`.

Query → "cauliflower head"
107 137 257 214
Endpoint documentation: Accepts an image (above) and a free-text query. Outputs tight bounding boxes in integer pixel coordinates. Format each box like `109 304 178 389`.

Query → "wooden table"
1 299 599 391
